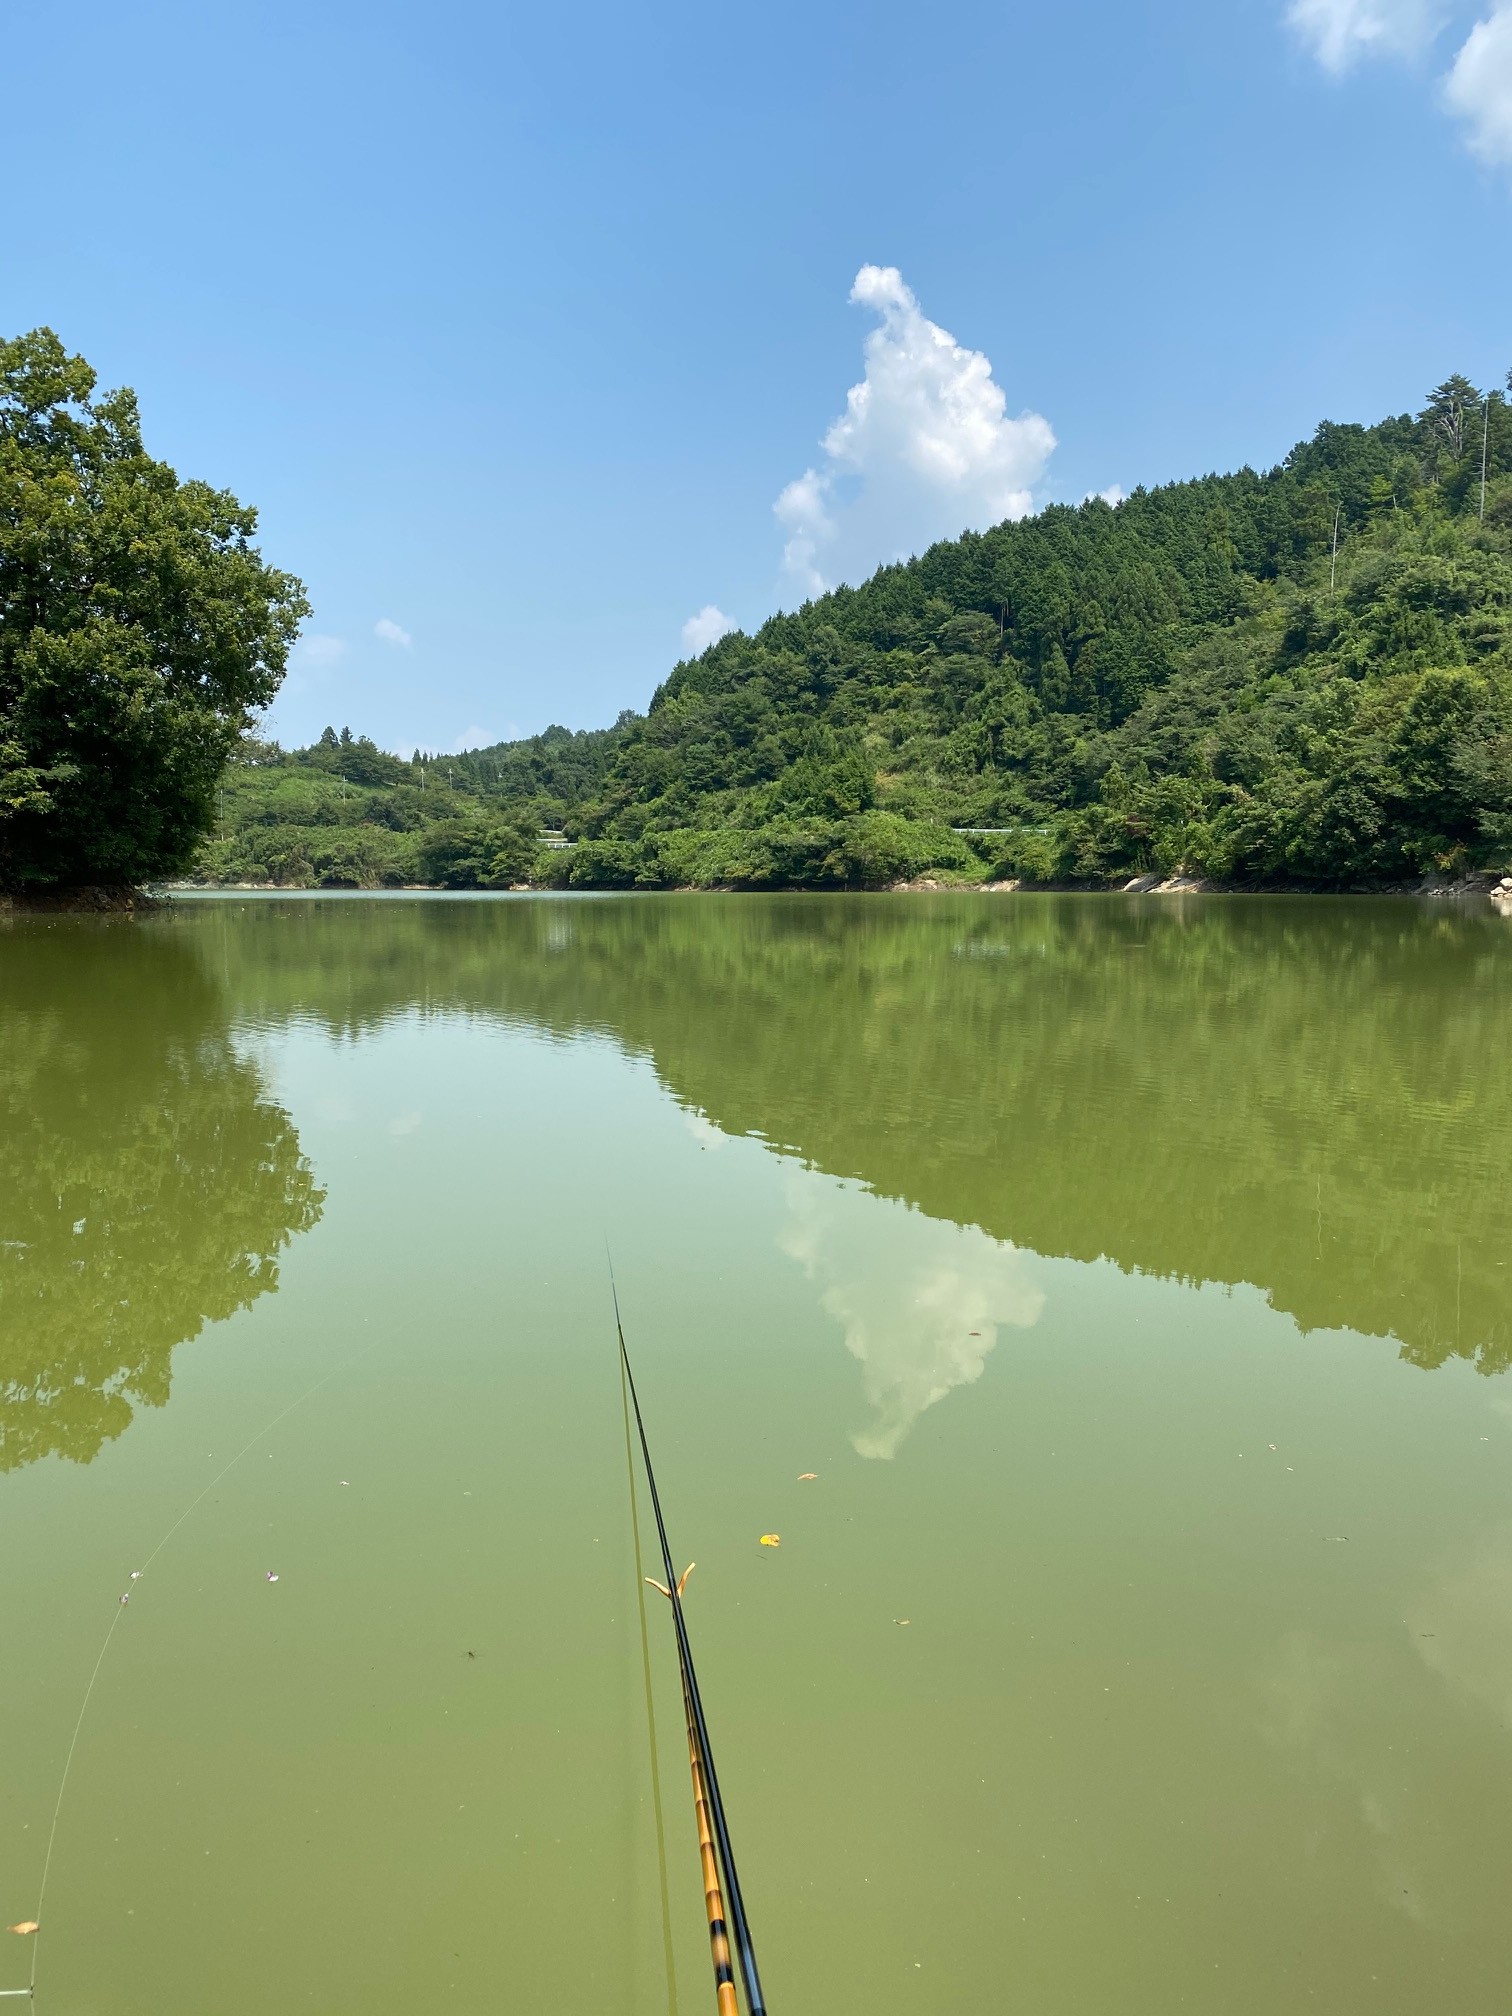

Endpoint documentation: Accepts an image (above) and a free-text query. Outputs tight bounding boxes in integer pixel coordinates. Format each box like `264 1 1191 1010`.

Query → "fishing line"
619 1346 681 2016
607 1259 768 2016
20 1331 385 2007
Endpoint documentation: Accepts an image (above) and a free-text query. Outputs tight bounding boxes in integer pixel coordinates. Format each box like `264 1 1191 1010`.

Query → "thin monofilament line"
620 1346 681 2015
607 1264 768 2016
24 1336 381 2005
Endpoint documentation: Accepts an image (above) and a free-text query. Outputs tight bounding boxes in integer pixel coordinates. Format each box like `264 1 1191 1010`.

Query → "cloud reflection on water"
1257 1630 1432 1926
1406 1530 1512 1729
778 1169 1045 1458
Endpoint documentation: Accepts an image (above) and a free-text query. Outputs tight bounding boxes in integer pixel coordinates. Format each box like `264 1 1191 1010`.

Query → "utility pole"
1481 393 1492 524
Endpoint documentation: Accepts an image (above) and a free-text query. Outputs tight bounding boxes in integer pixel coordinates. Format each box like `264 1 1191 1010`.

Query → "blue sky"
6 0 1511 754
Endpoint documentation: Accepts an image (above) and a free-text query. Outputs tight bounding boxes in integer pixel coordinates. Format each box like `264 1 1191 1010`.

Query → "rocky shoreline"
1119 869 1512 905
893 870 1512 905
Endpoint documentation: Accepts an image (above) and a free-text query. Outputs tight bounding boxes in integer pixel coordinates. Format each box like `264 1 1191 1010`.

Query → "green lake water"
2 891 1510 2013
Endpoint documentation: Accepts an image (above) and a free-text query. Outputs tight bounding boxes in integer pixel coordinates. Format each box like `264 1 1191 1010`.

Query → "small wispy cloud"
1087 483 1126 507
453 725 496 751
374 617 413 648
1444 6 1512 161
293 633 348 669
1286 0 1445 72
1287 1 1512 176
681 604 735 655
775 265 1055 598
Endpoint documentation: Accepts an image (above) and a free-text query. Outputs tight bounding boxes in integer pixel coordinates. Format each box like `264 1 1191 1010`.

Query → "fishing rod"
611 1276 768 2016
672 1649 740 2016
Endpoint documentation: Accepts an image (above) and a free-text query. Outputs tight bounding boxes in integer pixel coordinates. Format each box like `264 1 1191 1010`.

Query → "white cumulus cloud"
1286 0 1445 70
681 604 735 655
774 265 1055 598
1087 483 1126 507
1444 6 1512 160
374 617 412 647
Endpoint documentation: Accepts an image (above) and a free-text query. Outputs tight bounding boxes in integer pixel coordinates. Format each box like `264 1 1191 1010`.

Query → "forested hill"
204 373 1512 890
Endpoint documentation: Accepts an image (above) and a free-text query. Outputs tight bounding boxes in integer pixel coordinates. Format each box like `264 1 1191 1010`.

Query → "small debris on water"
895 1618 911 1626
118 1595 129 1606
266 1572 280 1582
8 1923 39 1937
1268 1444 1277 1451
759 1534 781 1548
129 1570 141 1580
798 1473 818 1482
340 1480 349 1487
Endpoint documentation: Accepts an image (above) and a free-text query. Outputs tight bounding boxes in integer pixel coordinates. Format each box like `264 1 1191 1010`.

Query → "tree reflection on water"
0 924 324 1471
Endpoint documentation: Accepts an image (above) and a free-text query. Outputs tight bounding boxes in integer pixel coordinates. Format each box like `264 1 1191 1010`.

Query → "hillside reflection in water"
210 890 1511 1379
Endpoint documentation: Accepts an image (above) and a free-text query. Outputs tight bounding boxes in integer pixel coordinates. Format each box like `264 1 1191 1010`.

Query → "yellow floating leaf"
759 1533 781 1548
8 1923 38 1937
797 1473 817 1482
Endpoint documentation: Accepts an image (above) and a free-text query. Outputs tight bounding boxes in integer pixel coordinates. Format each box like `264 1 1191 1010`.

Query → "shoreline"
8 873 1510 912
894 869 1512 904
0 884 163 916
162 869 1512 906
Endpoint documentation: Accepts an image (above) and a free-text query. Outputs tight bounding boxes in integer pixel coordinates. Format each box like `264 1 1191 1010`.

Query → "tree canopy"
0 329 308 891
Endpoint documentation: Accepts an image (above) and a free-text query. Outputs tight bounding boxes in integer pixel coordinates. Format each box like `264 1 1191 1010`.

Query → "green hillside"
199 373 1512 890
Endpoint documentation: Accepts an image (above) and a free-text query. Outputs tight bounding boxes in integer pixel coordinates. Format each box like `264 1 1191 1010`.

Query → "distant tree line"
199 722 617 889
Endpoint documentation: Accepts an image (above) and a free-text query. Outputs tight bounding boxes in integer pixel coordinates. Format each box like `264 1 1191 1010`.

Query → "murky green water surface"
2 893 1510 2013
